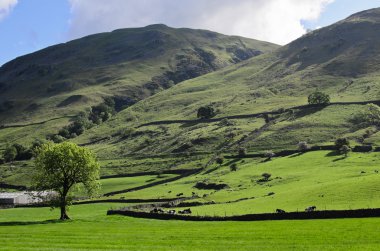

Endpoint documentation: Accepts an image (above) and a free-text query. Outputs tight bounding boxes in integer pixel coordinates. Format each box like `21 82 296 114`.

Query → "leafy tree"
297 141 310 152
340 145 351 157
3 145 17 162
90 103 115 124
58 128 71 138
261 173 272 181
33 142 100 220
51 135 66 143
230 163 238 172
335 138 350 151
264 150 275 160
31 139 46 156
308 91 330 105
215 156 224 165
197 106 216 119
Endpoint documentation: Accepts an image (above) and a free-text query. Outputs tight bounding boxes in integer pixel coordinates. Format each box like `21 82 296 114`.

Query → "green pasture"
109 151 380 215
0 204 379 250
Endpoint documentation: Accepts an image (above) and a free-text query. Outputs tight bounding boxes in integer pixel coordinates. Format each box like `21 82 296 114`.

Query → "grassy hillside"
71 8 380 157
104 151 380 215
0 24 277 148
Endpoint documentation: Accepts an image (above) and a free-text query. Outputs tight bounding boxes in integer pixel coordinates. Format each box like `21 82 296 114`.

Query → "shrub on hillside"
297 141 310 152
3 145 17 162
230 163 238 171
335 138 350 151
308 91 330 105
264 150 275 160
197 106 216 119
340 145 351 157
260 173 272 182
12 143 33 161
50 135 66 143
215 156 224 165
2 143 33 162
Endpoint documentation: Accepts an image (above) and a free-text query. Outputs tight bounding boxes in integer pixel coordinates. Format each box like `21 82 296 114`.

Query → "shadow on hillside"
0 219 63 226
291 106 326 120
289 152 305 158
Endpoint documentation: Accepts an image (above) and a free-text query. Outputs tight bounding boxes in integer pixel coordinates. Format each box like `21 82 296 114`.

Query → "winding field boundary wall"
107 208 380 221
138 100 380 127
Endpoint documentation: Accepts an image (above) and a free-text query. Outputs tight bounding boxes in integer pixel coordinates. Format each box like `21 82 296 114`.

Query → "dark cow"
178 208 192 214
150 208 165 214
176 193 184 197
305 206 316 212
167 210 176 215
276 209 286 213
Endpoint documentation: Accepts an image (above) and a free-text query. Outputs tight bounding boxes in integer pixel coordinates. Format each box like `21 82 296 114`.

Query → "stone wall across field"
107 208 380 221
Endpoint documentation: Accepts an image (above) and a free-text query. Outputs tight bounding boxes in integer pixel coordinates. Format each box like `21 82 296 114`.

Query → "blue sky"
0 0 379 66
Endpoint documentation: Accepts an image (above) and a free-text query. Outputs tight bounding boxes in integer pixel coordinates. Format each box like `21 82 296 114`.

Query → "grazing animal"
150 208 165 214
179 208 192 214
276 209 286 213
176 193 184 197
305 206 316 212
167 210 176 215
375 170 379 173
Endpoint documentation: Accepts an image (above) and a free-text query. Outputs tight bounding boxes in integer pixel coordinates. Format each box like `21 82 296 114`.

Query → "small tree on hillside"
264 150 275 161
197 106 216 119
230 163 238 172
3 144 17 162
297 141 310 152
261 173 272 181
215 156 224 165
308 91 330 105
335 138 350 151
340 145 351 157
33 142 100 220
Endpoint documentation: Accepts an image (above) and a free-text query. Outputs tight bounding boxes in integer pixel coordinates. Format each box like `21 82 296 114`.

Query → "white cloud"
0 0 17 21
67 0 334 45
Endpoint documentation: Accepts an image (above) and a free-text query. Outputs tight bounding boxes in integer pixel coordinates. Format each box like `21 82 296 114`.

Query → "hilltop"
0 24 277 147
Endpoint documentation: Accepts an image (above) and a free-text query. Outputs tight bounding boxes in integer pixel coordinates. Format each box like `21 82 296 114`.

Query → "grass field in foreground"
0 204 380 251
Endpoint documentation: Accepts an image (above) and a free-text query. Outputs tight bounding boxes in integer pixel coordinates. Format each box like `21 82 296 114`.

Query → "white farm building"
0 191 54 206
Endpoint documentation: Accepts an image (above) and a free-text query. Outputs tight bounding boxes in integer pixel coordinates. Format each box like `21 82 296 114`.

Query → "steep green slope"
74 8 380 156
0 24 277 127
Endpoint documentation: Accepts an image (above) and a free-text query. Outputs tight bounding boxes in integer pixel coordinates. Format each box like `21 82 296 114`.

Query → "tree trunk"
60 188 70 220
60 205 70 220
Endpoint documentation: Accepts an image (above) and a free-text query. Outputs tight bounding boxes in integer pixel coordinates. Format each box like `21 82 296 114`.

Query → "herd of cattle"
150 207 192 215
149 206 317 215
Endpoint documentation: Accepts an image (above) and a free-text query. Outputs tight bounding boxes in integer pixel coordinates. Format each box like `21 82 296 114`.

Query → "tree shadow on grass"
333 156 347 162
325 151 339 157
0 219 63 226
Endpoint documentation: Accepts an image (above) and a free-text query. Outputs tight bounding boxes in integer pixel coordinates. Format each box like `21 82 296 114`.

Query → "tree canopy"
197 106 216 119
308 91 330 105
33 142 100 220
